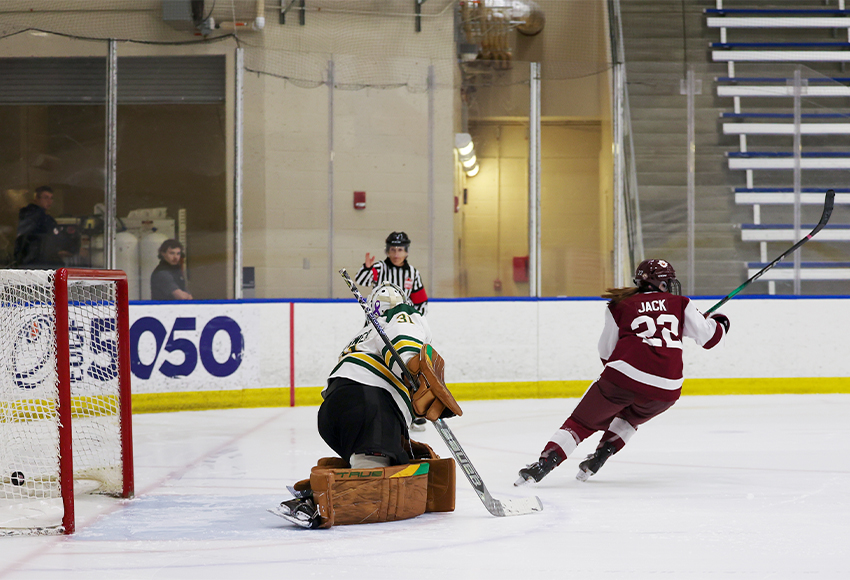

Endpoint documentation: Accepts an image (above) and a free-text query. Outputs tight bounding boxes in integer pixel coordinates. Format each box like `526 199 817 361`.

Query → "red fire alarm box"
513 256 529 283
353 191 366 210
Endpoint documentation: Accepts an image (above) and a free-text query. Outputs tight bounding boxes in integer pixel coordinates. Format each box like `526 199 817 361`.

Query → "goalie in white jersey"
271 283 462 529
320 283 436 466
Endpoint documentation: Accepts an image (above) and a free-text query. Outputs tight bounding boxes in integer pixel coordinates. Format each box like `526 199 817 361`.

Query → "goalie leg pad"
309 461 430 528
420 458 456 513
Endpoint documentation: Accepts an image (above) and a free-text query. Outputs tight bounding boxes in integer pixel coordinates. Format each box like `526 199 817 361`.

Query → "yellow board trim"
129 377 850 414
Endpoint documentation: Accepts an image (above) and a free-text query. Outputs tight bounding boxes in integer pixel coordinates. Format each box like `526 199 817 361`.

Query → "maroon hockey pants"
562 377 676 451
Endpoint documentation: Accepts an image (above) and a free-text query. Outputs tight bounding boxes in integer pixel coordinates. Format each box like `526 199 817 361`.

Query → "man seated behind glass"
150 239 193 300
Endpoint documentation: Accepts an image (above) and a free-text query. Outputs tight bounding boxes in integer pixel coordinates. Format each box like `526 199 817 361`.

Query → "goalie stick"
339 268 543 517
706 189 836 315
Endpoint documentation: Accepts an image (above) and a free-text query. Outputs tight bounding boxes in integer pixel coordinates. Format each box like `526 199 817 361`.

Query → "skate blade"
513 475 532 487
575 469 590 482
267 506 314 528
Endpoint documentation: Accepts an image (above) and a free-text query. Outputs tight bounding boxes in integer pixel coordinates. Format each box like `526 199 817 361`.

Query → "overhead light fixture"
456 133 474 157
455 133 479 177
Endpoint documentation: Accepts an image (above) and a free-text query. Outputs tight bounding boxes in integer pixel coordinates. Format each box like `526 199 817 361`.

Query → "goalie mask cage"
0 269 133 535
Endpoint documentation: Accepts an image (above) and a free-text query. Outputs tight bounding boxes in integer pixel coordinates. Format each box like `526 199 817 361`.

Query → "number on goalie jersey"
516 259 731 486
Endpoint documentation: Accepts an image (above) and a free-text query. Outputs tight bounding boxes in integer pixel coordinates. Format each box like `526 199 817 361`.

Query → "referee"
355 231 428 316
355 231 429 431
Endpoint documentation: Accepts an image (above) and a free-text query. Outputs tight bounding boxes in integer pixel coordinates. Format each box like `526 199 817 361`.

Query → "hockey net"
0 269 133 535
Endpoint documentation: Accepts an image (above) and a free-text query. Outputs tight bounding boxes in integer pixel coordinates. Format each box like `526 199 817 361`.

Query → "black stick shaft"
706 189 835 314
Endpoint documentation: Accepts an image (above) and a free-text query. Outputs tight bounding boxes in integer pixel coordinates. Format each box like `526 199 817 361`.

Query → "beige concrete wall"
0 2 458 300
243 71 456 299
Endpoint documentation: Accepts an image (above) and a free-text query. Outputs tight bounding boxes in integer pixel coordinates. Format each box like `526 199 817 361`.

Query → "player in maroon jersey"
515 259 730 485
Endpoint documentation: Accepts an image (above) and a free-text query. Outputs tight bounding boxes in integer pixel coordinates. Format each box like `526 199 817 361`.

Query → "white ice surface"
1 395 848 579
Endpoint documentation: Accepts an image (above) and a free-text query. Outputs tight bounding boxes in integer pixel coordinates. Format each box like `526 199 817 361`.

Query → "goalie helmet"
633 259 681 295
368 282 410 318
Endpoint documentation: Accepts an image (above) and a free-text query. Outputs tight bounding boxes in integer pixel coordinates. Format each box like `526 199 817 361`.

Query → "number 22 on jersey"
631 314 683 349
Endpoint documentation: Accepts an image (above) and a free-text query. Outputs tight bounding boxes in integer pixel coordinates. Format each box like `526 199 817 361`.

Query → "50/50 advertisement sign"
130 306 259 393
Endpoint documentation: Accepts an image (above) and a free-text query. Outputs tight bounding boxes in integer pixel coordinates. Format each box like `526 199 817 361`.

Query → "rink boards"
108 296 850 412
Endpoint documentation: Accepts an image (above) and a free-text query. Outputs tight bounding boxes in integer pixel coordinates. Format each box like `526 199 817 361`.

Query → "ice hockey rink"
1 394 848 580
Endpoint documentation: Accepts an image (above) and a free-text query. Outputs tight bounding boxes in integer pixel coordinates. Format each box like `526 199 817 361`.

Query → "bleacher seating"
746 262 850 280
734 187 850 205
741 224 850 242
707 2 850 288
723 123 850 135
727 151 850 170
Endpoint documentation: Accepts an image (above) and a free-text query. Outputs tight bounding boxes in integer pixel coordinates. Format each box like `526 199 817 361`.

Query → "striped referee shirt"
355 258 428 315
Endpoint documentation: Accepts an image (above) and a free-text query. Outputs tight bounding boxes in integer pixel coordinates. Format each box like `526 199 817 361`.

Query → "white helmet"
367 283 409 318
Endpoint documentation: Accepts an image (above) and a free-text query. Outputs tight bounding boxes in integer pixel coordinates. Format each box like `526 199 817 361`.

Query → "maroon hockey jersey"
597 291 725 402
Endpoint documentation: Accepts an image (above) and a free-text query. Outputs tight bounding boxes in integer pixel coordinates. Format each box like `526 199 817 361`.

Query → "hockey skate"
576 441 617 482
514 453 561 486
268 496 320 529
410 417 427 432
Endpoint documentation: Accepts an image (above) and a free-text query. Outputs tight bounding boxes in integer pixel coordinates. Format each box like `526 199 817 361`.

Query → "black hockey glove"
710 313 730 333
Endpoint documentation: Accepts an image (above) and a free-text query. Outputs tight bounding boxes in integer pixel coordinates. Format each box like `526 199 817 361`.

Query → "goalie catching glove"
405 344 463 422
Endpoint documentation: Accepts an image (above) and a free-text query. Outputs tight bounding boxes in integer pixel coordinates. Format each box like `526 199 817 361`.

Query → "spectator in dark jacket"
14 186 66 269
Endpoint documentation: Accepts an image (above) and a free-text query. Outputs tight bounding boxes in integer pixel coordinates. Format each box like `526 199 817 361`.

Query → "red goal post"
1 268 134 535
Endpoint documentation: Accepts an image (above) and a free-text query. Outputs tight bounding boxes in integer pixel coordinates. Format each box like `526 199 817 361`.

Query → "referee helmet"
385 231 410 252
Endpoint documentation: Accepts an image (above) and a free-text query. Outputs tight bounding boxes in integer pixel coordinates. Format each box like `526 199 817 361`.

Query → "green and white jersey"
325 304 431 427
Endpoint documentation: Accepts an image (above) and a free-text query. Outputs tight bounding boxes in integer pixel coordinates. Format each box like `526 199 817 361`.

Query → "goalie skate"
268 497 320 529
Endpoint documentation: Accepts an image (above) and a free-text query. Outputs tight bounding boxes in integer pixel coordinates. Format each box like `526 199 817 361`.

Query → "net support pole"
528 62 542 297
234 47 245 299
792 67 803 295
104 40 118 270
612 61 626 286
684 66 698 296
610 0 626 286
427 64 435 298
327 60 335 298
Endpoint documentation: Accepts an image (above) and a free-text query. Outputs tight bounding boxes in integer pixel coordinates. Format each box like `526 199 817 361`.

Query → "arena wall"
127 296 850 412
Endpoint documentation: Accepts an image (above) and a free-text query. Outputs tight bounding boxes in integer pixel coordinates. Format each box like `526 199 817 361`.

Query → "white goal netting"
1 270 126 533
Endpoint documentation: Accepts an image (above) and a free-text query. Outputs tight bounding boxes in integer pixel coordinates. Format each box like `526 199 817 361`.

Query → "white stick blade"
494 496 544 517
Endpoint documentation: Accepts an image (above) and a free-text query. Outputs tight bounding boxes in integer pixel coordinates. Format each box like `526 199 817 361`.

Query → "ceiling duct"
162 0 265 35
458 0 545 66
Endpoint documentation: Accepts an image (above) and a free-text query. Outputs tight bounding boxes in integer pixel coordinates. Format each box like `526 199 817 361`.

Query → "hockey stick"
339 268 543 517
706 189 835 315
